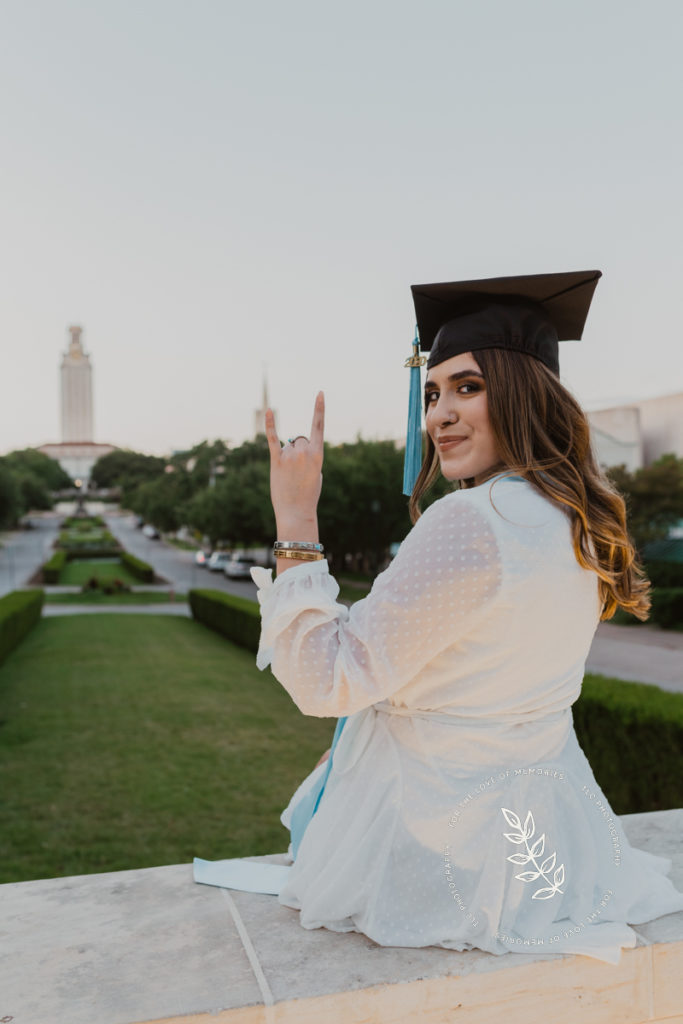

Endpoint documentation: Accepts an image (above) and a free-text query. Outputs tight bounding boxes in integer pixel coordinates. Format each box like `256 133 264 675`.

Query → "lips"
437 436 468 450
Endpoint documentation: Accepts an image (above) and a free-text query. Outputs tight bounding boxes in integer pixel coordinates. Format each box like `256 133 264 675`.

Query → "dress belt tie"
372 701 571 728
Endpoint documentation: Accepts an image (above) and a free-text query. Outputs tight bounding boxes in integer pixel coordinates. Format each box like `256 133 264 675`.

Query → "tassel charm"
402 330 426 496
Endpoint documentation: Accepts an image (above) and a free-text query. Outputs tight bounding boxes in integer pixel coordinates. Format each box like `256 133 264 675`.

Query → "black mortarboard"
411 269 602 376
402 269 602 495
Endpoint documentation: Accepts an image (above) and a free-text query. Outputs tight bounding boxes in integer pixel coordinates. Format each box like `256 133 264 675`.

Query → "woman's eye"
458 381 482 394
425 391 438 405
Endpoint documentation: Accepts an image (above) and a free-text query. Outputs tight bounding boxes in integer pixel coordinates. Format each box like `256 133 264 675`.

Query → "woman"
249 271 683 964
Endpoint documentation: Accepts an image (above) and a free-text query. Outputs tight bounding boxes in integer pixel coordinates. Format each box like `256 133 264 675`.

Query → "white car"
207 551 231 572
224 554 258 579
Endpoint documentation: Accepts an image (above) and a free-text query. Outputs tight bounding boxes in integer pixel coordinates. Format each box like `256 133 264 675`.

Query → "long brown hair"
408 348 650 621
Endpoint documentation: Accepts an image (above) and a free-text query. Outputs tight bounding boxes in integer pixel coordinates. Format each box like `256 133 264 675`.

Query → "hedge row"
43 550 67 584
573 675 683 814
120 552 155 583
0 589 44 667
650 588 683 629
646 560 683 589
57 531 118 549
61 515 106 529
189 588 261 654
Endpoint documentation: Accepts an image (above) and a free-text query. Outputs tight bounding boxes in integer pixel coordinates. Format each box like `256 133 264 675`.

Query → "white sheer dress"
248 474 683 964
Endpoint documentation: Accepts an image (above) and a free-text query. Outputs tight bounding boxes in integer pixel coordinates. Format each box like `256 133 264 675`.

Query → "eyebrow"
424 369 484 389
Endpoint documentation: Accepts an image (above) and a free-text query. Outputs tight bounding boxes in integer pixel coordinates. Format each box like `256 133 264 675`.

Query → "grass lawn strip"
0 614 335 883
58 559 141 586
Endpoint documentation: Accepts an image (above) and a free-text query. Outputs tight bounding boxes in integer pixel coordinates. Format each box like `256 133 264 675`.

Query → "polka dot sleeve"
250 493 502 717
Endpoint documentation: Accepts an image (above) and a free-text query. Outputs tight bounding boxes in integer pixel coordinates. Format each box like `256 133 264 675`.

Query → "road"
585 621 683 694
103 511 260 600
0 514 61 597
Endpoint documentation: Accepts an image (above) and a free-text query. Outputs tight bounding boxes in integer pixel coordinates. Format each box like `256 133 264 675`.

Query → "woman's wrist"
275 513 319 545
274 513 321 575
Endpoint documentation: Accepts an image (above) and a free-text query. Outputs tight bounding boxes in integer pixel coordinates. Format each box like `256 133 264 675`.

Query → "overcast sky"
1 0 682 456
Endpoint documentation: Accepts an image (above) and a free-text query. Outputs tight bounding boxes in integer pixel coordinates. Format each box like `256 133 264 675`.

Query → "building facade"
37 325 116 486
60 326 93 443
588 392 683 470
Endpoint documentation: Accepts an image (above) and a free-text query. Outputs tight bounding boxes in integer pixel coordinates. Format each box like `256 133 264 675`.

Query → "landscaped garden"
41 514 157 588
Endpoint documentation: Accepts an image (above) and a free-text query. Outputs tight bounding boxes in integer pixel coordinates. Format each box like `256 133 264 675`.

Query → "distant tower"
60 326 93 442
254 371 276 437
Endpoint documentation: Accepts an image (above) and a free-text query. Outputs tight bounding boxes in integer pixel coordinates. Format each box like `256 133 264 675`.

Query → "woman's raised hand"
265 391 325 533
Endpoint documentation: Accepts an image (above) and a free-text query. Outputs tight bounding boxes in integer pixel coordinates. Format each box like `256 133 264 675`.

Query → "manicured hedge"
61 515 106 529
0 589 44 667
120 552 154 583
646 561 683 589
573 675 683 814
43 550 67 584
650 588 683 629
189 589 261 653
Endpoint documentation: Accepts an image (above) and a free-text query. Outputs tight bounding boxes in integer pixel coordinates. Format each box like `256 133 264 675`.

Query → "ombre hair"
408 347 651 621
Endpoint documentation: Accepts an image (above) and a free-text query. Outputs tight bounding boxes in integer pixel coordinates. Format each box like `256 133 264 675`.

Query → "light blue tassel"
289 716 347 860
402 329 425 496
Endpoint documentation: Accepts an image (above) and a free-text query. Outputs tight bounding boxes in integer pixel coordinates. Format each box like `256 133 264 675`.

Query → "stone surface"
0 864 264 1024
1 810 682 1024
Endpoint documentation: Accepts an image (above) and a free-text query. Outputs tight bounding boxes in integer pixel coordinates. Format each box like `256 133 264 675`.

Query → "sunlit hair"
408 347 651 621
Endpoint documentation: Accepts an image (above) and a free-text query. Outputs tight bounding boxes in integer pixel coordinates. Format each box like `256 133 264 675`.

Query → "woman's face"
424 351 503 484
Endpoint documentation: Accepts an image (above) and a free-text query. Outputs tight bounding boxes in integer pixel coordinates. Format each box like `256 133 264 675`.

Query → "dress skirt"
277 701 683 965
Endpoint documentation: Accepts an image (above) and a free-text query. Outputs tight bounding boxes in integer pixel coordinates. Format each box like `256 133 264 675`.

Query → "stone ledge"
1 809 682 1024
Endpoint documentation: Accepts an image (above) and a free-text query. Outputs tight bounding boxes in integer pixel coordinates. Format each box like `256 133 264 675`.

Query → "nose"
434 394 457 426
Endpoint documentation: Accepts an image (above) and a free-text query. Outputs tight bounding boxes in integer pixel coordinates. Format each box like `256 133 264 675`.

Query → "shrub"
573 675 683 814
645 561 683 589
649 588 683 629
120 552 154 583
0 589 44 666
189 588 261 653
43 550 67 584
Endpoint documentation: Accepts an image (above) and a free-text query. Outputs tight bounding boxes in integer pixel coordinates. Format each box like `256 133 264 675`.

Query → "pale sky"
1 0 682 456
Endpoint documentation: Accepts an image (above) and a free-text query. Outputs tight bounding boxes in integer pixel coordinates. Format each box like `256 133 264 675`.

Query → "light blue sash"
289 716 347 859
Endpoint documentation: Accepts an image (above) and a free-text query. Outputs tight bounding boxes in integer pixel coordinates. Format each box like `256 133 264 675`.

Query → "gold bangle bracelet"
273 549 324 561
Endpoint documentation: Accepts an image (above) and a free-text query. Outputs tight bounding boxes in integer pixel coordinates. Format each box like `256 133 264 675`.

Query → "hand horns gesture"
265 391 325 530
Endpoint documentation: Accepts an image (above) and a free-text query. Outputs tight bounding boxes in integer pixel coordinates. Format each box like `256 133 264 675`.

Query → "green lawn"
58 558 141 585
44 591 186 604
0 615 336 883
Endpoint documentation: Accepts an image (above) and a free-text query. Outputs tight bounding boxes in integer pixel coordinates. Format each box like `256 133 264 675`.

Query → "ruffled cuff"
250 559 347 670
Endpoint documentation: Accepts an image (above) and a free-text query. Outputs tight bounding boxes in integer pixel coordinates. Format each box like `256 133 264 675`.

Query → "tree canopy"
607 454 683 554
0 449 72 527
91 434 454 566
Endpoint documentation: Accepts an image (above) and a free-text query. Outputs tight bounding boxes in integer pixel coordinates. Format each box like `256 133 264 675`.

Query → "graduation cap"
402 269 602 495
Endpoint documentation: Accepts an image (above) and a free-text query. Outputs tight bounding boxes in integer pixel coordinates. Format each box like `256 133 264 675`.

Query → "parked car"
225 554 258 579
207 551 231 572
142 524 160 539
194 549 212 568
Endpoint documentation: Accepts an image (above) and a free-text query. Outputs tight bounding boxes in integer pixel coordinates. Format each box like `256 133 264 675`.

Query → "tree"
3 449 72 491
90 449 166 497
608 454 683 554
0 463 20 528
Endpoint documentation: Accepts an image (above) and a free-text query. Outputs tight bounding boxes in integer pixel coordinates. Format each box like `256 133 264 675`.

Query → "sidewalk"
42 603 191 616
587 622 683 694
